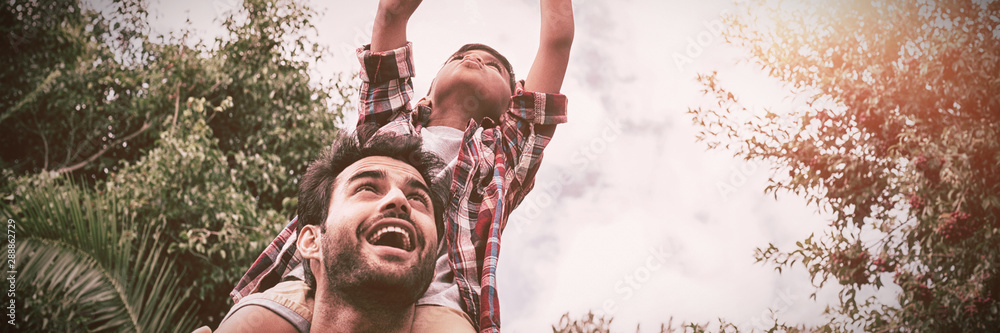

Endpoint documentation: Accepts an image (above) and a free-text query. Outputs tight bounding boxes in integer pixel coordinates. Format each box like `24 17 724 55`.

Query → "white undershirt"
420 126 464 180
416 126 464 310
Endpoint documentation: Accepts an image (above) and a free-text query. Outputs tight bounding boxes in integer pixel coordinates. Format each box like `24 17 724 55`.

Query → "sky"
135 0 898 331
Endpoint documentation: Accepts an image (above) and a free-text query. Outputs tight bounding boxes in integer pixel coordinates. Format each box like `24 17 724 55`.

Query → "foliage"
206 0 348 214
552 311 612 333
689 0 999 331
1 0 158 178
3 175 199 332
103 97 282 313
3 0 351 327
550 311 812 333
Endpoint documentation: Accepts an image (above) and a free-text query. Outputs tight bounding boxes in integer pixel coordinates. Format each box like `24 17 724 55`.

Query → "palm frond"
7 176 200 332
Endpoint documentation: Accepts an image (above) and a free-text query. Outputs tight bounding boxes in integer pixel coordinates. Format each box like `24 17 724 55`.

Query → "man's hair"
295 130 447 289
447 43 516 93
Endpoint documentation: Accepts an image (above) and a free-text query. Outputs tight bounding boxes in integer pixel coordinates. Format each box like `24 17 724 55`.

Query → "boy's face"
431 49 513 120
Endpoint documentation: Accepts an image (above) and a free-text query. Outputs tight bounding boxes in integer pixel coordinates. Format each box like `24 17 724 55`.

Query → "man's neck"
310 290 416 333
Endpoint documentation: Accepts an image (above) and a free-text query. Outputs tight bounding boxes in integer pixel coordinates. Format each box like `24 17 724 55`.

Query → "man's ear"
298 225 322 261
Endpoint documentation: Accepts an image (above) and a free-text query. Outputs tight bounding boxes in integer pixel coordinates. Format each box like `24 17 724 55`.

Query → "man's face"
432 49 513 120
317 156 438 306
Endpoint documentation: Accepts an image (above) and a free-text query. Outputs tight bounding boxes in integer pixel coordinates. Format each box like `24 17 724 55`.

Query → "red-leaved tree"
689 0 999 331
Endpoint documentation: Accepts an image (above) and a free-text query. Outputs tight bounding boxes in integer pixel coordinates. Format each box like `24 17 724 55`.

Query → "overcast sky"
134 0 902 331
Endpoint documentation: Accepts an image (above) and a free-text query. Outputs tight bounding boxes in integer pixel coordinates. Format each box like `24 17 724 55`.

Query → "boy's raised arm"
524 0 575 94
372 0 422 52
358 0 421 127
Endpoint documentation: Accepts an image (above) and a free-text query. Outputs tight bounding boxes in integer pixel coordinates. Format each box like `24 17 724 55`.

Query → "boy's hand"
378 0 422 23
372 0 422 52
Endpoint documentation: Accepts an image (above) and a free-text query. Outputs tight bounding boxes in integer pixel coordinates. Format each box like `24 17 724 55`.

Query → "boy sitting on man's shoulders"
217 0 574 332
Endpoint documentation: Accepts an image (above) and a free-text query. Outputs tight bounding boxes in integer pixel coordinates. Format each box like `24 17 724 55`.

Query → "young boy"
222 0 573 332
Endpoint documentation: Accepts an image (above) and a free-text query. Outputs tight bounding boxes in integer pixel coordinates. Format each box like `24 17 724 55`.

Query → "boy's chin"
433 92 508 117
435 75 507 97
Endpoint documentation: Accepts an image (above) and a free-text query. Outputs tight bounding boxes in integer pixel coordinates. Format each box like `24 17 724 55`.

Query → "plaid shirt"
230 42 567 333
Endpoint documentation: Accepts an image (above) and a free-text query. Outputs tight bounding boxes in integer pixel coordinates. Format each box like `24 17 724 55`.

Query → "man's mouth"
366 224 415 252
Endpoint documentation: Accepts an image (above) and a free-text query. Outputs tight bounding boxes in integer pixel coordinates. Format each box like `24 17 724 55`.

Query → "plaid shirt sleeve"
502 82 569 221
356 43 417 139
230 217 300 303
508 81 570 125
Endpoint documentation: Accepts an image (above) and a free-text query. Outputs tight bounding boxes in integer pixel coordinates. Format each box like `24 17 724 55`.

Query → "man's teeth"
368 226 413 251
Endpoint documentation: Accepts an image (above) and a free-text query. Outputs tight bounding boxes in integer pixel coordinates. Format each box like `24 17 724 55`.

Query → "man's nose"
380 187 410 215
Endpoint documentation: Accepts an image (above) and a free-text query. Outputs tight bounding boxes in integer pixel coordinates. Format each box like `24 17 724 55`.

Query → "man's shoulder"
215 305 301 333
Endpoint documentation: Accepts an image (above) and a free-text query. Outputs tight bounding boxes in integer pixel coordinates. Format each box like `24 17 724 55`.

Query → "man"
214 133 446 332
231 0 574 331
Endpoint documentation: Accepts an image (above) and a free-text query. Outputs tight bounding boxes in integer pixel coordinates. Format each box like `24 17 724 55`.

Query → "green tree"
689 0 999 331
1 0 159 178
4 175 200 332
3 0 351 327
103 97 279 320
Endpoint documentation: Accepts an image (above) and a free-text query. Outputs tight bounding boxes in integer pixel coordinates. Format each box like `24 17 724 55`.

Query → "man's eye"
486 62 502 71
408 193 430 206
356 184 378 193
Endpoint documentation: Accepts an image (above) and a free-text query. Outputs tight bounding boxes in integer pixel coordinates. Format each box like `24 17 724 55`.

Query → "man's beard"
320 215 435 310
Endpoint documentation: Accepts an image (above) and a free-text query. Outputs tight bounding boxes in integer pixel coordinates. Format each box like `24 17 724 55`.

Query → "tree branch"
64 120 98 167
171 43 185 130
40 132 49 171
172 82 181 128
0 69 62 126
52 121 152 175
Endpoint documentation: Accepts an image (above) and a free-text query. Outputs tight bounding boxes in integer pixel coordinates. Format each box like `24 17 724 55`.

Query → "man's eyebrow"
407 177 430 196
347 170 386 184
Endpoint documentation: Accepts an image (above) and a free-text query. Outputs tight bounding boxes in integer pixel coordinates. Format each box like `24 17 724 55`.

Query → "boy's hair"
295 130 447 289
447 43 516 93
